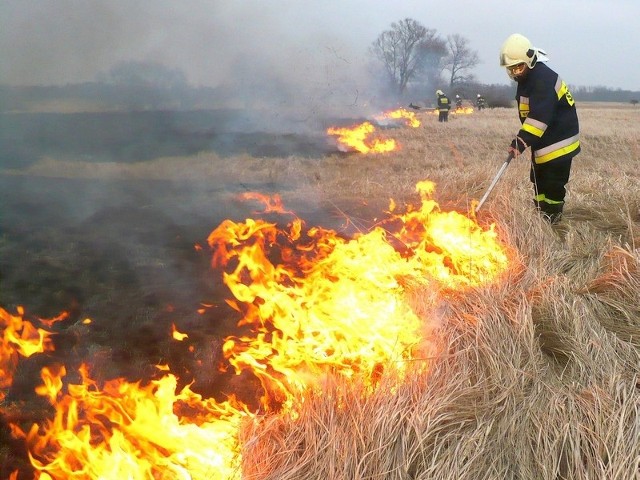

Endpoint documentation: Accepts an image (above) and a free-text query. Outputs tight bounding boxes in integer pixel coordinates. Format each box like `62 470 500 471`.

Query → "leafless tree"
443 34 480 88
370 18 446 96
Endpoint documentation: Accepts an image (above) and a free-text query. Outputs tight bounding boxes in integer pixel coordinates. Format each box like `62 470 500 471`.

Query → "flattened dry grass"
3 104 639 479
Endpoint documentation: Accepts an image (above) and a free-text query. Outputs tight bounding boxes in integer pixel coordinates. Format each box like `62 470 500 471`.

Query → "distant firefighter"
436 90 451 122
476 93 487 110
455 94 463 109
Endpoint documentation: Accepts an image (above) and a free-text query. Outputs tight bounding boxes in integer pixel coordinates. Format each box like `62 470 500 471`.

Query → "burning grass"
1 104 639 479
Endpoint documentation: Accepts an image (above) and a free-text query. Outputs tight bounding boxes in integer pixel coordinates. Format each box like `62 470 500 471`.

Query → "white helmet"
477 94 481 98
500 34 546 80
499 34 538 68
436 89 444 96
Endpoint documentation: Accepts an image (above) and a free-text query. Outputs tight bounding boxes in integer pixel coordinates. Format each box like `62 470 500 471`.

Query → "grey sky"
2 0 638 91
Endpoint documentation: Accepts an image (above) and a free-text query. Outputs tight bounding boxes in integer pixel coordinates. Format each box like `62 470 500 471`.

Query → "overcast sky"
2 0 639 92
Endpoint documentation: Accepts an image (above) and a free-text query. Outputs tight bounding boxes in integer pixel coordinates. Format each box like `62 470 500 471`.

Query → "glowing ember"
326 121 396 153
172 323 189 341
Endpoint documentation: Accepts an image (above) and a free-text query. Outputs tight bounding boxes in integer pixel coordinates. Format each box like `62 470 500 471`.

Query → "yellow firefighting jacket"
513 62 580 164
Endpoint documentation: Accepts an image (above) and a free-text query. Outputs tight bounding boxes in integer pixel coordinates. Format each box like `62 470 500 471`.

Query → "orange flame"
326 121 396 153
208 181 509 410
3 181 511 479
238 192 294 215
171 323 188 341
326 107 422 153
14 364 249 480
375 108 421 127
1 306 54 401
452 106 474 115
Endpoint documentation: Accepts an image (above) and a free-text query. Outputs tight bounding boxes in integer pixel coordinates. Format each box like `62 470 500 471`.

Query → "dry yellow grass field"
232 105 640 479
2 103 639 479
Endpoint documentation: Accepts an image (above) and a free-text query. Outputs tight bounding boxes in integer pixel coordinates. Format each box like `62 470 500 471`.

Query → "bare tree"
443 34 480 88
370 18 446 96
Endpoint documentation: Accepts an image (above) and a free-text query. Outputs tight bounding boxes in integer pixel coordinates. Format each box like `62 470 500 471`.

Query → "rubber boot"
540 202 563 224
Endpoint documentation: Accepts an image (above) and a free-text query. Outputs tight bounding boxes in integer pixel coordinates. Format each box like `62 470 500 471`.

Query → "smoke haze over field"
2 0 639 98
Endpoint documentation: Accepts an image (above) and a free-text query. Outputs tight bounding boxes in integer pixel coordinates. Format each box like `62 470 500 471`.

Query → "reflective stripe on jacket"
437 96 451 111
515 63 580 164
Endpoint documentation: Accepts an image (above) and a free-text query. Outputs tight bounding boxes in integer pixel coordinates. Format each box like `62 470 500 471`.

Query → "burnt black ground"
1 175 219 384
0 110 335 169
0 108 382 476
0 171 278 476
0 167 381 395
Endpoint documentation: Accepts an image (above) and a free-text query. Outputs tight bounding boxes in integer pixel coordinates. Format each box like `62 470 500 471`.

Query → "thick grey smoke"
1 0 392 119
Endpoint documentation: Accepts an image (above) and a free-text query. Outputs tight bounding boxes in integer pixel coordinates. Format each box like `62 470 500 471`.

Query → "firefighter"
455 94 463 109
436 90 451 122
500 33 580 224
476 93 486 110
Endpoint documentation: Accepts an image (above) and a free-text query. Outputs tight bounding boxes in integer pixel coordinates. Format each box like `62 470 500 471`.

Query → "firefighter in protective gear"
436 90 451 122
455 94 463 109
500 33 580 224
476 93 486 110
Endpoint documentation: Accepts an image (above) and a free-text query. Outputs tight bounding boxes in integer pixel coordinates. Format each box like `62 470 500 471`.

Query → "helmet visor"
506 62 527 80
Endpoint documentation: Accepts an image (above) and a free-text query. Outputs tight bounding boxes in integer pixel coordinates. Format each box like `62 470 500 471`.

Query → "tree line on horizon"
2 79 637 115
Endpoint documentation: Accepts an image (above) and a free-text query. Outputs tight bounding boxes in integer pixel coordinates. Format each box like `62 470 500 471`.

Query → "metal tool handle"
475 152 515 213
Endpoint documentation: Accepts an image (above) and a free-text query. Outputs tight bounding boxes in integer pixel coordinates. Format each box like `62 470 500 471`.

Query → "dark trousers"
530 155 573 219
438 110 449 122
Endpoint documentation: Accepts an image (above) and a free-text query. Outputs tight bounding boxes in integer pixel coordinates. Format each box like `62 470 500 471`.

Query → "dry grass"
232 105 639 480
3 104 639 479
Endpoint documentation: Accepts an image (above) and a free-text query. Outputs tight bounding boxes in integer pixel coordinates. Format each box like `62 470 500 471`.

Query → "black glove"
509 136 527 154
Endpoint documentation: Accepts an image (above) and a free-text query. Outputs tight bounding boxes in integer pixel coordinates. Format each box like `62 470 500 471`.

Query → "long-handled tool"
475 152 515 213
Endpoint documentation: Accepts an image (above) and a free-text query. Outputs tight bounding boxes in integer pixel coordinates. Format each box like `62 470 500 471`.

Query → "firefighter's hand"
510 136 527 154
507 146 519 158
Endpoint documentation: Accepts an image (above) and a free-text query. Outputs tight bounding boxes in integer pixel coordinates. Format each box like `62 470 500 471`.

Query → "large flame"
3 181 510 479
13 365 248 480
208 181 509 410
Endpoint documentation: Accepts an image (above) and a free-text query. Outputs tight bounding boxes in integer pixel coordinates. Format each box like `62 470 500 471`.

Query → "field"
1 103 639 479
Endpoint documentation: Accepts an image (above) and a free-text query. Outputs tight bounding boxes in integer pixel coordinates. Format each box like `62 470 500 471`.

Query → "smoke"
2 1 397 117
0 1 407 352
4 0 640 97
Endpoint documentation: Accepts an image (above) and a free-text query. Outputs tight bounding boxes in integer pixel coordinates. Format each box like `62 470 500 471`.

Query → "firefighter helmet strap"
526 48 538 68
